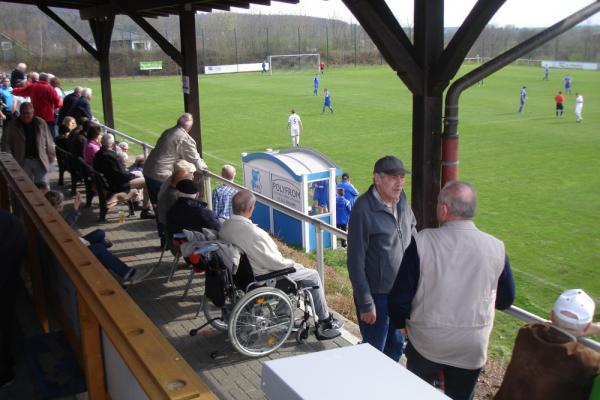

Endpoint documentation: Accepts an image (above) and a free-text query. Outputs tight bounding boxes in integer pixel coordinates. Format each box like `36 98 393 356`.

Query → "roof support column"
411 0 444 229
179 6 202 156
89 17 115 128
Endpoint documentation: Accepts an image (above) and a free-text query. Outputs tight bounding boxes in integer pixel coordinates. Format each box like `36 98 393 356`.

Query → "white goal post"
268 53 321 75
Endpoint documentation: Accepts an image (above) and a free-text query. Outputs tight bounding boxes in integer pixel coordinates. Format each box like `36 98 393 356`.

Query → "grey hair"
177 113 194 130
101 133 115 148
232 190 255 215
439 181 477 219
172 159 196 174
44 190 64 209
221 164 236 181
39 73 49 81
82 88 93 99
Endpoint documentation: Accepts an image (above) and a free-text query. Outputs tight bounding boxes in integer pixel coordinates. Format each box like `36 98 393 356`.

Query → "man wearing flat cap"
347 155 416 361
166 179 220 235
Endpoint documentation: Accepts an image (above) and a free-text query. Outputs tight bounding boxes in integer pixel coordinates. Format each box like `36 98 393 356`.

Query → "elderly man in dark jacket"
0 102 55 185
93 133 154 218
166 179 219 235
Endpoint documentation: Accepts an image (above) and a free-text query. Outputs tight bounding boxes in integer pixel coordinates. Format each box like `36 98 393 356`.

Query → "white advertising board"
244 165 272 198
271 173 302 212
541 60 599 71
204 62 268 75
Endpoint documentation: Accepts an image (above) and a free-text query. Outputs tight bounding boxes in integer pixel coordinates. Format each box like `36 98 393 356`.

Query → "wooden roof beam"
342 0 423 95
435 0 505 87
127 11 184 66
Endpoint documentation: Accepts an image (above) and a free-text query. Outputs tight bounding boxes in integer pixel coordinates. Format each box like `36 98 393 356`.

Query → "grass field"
65 64 599 358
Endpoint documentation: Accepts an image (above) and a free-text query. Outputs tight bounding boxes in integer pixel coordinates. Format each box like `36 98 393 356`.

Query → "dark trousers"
143 175 164 241
0 211 27 380
356 293 405 362
405 342 481 400
336 223 347 247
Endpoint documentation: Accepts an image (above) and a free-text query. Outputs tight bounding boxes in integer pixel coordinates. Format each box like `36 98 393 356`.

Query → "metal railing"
99 123 154 159
98 125 600 353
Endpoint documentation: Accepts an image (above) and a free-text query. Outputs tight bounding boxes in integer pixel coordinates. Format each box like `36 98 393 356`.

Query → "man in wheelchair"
219 189 343 338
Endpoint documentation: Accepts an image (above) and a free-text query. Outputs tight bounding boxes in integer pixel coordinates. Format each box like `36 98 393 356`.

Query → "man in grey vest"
388 181 515 400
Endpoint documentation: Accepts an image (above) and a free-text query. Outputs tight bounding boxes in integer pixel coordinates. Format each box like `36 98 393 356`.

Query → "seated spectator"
212 164 238 222
157 160 196 239
44 190 138 282
335 187 351 247
128 155 145 175
166 179 219 235
93 134 154 218
219 190 342 339
117 141 129 154
55 120 74 186
495 289 600 400
83 125 102 165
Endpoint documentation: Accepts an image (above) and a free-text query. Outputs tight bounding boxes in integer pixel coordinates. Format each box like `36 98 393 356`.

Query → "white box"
262 344 450 400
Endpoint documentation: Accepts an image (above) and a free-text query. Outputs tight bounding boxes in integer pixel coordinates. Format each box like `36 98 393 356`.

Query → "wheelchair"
188 246 333 358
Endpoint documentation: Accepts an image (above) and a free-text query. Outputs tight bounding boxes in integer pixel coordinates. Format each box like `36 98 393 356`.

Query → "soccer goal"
268 53 320 75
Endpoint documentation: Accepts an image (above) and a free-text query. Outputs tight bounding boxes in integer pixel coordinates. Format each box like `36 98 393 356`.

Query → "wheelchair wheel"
203 295 234 332
295 320 309 344
228 287 294 357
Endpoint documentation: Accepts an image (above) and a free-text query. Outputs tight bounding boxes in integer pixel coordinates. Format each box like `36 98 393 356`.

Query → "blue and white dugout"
242 147 342 252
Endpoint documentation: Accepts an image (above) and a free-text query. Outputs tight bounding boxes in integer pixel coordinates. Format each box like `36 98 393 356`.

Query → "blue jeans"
356 293 405 361
405 342 481 400
83 229 105 245
88 243 132 279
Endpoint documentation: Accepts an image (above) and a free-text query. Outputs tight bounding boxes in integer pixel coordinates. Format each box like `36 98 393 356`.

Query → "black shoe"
140 209 155 219
103 239 113 249
132 201 143 211
320 314 344 330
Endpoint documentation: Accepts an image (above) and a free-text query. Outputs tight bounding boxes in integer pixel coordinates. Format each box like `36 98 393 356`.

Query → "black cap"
176 179 198 195
342 172 350 180
373 156 411 175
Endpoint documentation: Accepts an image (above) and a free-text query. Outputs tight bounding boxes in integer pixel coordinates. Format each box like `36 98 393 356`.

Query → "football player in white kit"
288 109 303 147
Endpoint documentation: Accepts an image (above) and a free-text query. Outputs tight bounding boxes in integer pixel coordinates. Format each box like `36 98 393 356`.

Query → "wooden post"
90 17 115 128
78 293 108 400
179 6 202 156
23 213 49 332
0 172 9 210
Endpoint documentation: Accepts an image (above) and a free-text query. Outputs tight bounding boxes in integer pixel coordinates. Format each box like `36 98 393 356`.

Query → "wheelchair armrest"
254 267 296 282
193 243 219 256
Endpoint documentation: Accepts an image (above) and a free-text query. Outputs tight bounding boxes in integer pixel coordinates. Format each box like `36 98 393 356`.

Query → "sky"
227 0 600 28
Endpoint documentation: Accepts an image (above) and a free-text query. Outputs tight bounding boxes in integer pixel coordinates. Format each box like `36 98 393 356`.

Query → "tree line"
0 3 598 78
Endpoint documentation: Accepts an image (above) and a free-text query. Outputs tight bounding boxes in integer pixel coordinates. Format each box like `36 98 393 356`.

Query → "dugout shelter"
242 147 341 252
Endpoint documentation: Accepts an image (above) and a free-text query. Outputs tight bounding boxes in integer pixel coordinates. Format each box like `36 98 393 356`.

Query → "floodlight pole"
442 0 600 185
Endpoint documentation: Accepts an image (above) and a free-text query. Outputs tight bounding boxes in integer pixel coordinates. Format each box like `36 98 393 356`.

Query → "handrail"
0 152 217 400
95 127 600 354
98 123 154 159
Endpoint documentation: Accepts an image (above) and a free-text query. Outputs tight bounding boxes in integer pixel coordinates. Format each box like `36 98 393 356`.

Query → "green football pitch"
67 64 599 357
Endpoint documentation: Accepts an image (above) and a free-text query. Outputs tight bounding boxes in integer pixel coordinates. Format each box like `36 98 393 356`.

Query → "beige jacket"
1 116 55 171
219 215 300 276
408 220 505 369
144 125 207 181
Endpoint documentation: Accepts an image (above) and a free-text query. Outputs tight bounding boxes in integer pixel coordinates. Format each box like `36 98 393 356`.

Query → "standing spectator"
337 172 359 206
49 76 64 137
575 92 584 122
83 125 102 165
321 88 334 114
554 91 565 118
0 102 55 185
347 155 416 361
564 75 572 94
313 74 319 96
388 181 515 400
57 86 81 126
287 109 303 147
67 118 89 195
212 164 238 222
9 63 26 88
518 86 526 113
543 64 549 80
27 72 39 84
335 187 351 248
94 134 154 218
12 73 62 137
67 88 93 121
0 210 27 388
0 77 15 122
144 113 207 210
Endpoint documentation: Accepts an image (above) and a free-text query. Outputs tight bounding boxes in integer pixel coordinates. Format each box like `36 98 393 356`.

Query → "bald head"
437 181 477 222
221 164 236 181
232 190 255 217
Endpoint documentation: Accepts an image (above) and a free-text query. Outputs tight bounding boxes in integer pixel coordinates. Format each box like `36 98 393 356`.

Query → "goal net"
268 53 320 75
